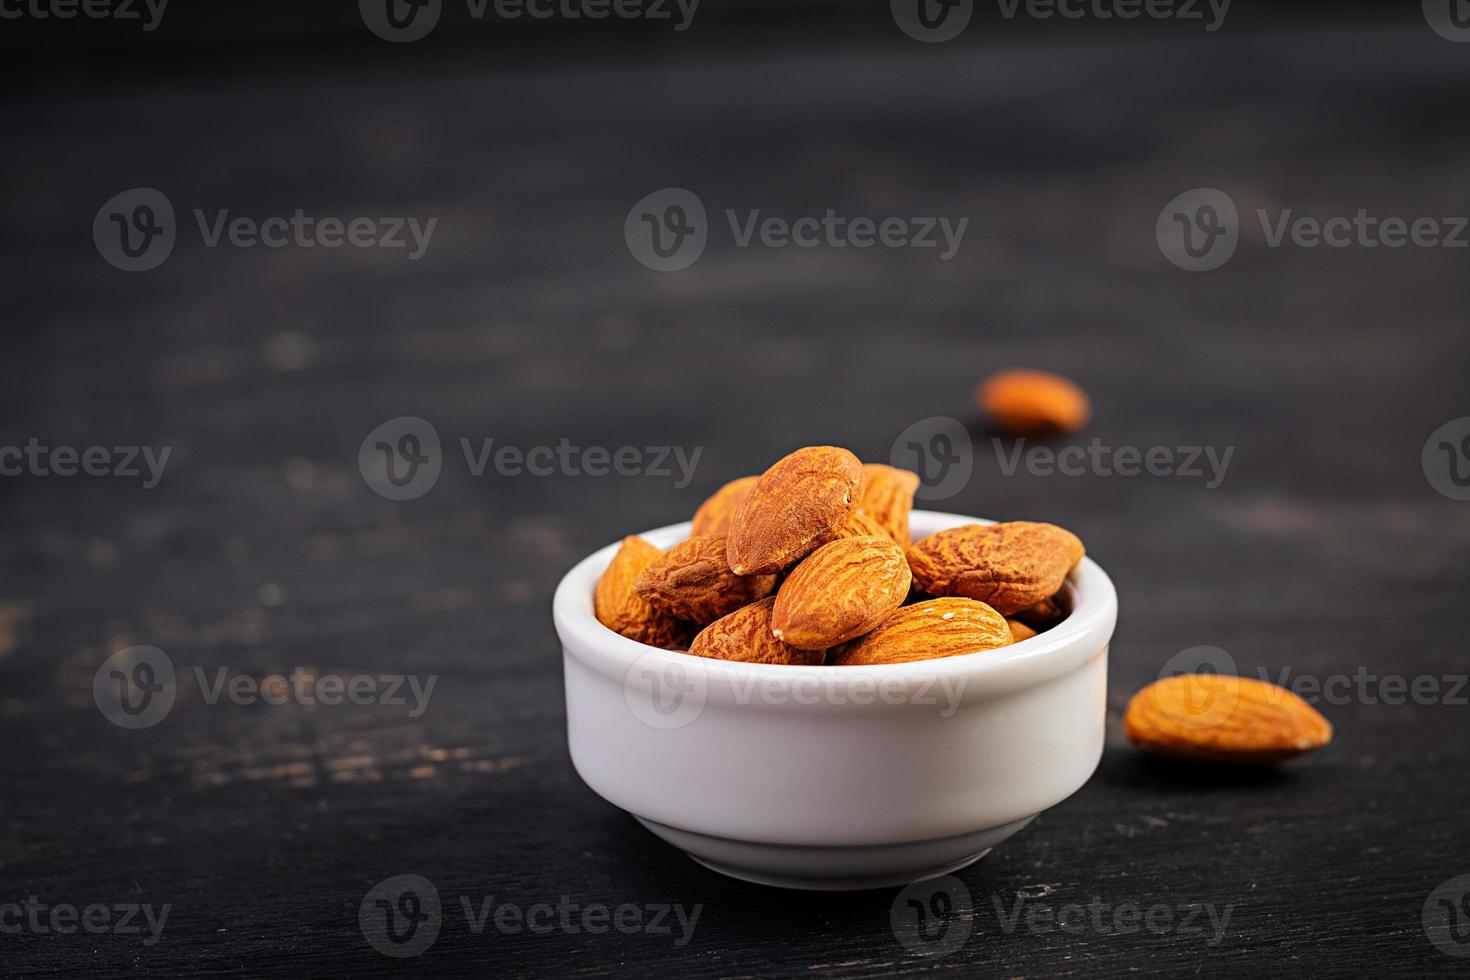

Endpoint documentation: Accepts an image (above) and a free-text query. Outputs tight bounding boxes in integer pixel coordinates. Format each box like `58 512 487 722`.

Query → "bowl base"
684 850 992 891
636 815 1035 892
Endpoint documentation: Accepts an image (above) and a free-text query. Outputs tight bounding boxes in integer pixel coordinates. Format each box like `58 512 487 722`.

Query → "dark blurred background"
3 2 1469 977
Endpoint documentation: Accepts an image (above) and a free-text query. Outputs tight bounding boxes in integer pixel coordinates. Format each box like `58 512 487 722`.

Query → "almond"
976 368 1090 435
1124 674 1333 764
634 534 776 625
689 597 823 666
831 597 1011 666
727 446 863 575
857 463 921 544
771 536 911 650
690 475 758 537
819 508 891 545
906 521 1085 616
1012 594 1067 630
594 536 695 649
1007 618 1038 643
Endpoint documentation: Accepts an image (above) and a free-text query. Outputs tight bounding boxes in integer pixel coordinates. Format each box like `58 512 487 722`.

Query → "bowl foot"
684 850 992 891
636 815 1034 892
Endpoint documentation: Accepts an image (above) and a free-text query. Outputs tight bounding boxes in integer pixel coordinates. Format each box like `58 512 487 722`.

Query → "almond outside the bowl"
1123 674 1333 764
976 368 1091 436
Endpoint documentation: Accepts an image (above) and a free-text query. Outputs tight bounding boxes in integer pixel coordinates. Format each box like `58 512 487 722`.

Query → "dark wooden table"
3 14 1469 978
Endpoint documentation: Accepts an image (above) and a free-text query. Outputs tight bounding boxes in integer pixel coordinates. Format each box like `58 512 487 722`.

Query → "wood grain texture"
2 16 1469 979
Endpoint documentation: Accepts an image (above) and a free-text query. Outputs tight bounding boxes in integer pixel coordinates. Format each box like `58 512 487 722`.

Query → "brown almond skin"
727 446 863 575
906 522 1085 616
771 536 912 650
1012 594 1067 630
858 464 921 544
690 475 758 537
976 369 1091 436
818 508 891 545
689 597 824 666
831 597 1011 666
594 536 695 649
1124 674 1333 764
634 535 776 625
1007 618 1039 643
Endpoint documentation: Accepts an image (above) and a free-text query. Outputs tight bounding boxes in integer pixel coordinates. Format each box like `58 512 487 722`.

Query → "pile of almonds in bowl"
594 445 1085 668
592 437 1336 768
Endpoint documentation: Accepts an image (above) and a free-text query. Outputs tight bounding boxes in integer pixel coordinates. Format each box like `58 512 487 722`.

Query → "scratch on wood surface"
156 742 533 790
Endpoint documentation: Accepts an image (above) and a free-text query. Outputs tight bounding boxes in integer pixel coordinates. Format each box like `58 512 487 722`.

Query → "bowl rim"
554 510 1117 694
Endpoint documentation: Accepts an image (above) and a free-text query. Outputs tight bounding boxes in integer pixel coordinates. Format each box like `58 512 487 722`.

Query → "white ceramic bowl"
554 510 1116 891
